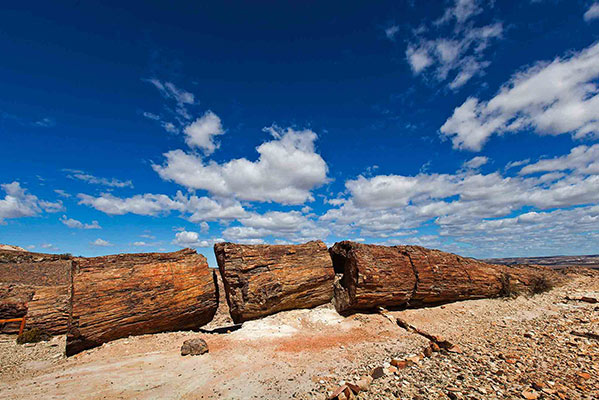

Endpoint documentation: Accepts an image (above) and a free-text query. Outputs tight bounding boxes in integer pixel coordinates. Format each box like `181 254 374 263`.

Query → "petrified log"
0 285 32 319
66 249 218 356
0 250 71 334
214 241 334 323
330 241 552 313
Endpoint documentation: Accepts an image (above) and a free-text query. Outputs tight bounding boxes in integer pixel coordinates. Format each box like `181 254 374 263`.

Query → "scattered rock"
522 389 540 399
328 384 350 400
577 372 591 380
370 366 386 380
180 338 208 356
353 376 372 392
423 346 432 358
391 359 409 369
447 345 462 354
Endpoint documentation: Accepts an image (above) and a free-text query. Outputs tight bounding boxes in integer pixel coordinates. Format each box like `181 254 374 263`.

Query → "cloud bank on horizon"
1 0 599 263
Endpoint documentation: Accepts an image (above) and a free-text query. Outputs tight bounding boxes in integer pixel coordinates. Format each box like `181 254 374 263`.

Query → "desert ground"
1 268 597 400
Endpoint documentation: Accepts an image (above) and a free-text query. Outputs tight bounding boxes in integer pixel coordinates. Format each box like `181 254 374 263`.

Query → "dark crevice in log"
404 251 419 307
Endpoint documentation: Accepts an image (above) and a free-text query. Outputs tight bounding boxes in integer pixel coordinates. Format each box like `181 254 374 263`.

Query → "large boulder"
66 249 218 356
329 241 553 313
214 241 334 323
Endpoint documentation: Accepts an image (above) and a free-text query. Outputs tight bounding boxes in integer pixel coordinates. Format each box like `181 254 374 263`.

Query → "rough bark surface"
214 241 334 323
0 250 71 334
66 249 218 356
330 241 553 313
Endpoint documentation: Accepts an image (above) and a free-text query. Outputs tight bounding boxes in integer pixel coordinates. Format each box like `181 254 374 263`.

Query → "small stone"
447 392 459 400
423 346 433 358
346 382 361 395
577 372 591 380
447 345 462 354
406 355 421 363
391 359 409 369
532 381 545 390
180 338 208 356
354 376 372 391
522 390 539 399
370 367 385 380
430 342 441 352
328 385 348 400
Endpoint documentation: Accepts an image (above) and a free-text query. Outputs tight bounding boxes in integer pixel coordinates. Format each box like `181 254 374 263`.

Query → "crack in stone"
404 249 419 306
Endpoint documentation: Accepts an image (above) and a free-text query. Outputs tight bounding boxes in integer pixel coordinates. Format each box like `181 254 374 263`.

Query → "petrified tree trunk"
66 249 218 356
0 285 32 317
214 241 334 323
0 250 71 334
330 241 552 313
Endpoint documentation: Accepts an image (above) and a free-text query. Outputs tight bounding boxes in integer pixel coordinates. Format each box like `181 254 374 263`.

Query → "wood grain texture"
66 249 217 356
0 250 71 334
214 241 334 323
330 241 553 313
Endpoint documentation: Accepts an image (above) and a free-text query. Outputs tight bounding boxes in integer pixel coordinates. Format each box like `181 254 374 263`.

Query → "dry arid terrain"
0 267 597 400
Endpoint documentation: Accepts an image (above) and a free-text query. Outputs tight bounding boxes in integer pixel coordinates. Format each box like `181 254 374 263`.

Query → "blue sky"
2 0 599 265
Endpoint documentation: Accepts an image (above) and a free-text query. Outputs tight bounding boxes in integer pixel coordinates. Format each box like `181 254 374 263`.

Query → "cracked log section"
330 241 552 313
0 250 71 334
66 249 218 356
215 241 334 323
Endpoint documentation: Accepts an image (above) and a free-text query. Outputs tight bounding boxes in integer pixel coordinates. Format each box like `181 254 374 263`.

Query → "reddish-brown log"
215 241 334 323
67 249 217 356
330 241 553 313
0 250 71 334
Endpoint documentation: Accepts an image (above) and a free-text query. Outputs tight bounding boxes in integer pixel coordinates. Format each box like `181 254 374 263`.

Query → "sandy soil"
0 269 597 400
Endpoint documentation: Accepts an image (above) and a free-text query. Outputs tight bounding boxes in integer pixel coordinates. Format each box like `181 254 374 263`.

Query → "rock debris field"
0 268 597 400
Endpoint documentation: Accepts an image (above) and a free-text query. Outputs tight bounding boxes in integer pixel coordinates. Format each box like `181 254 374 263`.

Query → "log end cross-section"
330 241 554 313
214 241 334 323
66 249 218 356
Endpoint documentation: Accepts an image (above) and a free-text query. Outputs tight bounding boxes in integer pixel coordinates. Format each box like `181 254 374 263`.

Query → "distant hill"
485 254 599 269
0 244 27 252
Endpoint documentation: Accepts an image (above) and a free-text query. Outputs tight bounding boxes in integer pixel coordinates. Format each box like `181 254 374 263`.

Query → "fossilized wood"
330 241 553 313
66 249 218 356
330 242 416 313
214 241 334 323
0 285 32 320
0 250 71 334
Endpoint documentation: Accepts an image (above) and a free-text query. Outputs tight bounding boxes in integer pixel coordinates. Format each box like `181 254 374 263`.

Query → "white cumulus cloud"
60 215 101 229
91 238 112 247
0 182 63 223
183 111 225 155
153 126 328 205
172 230 220 248
441 42 599 150
77 191 247 222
